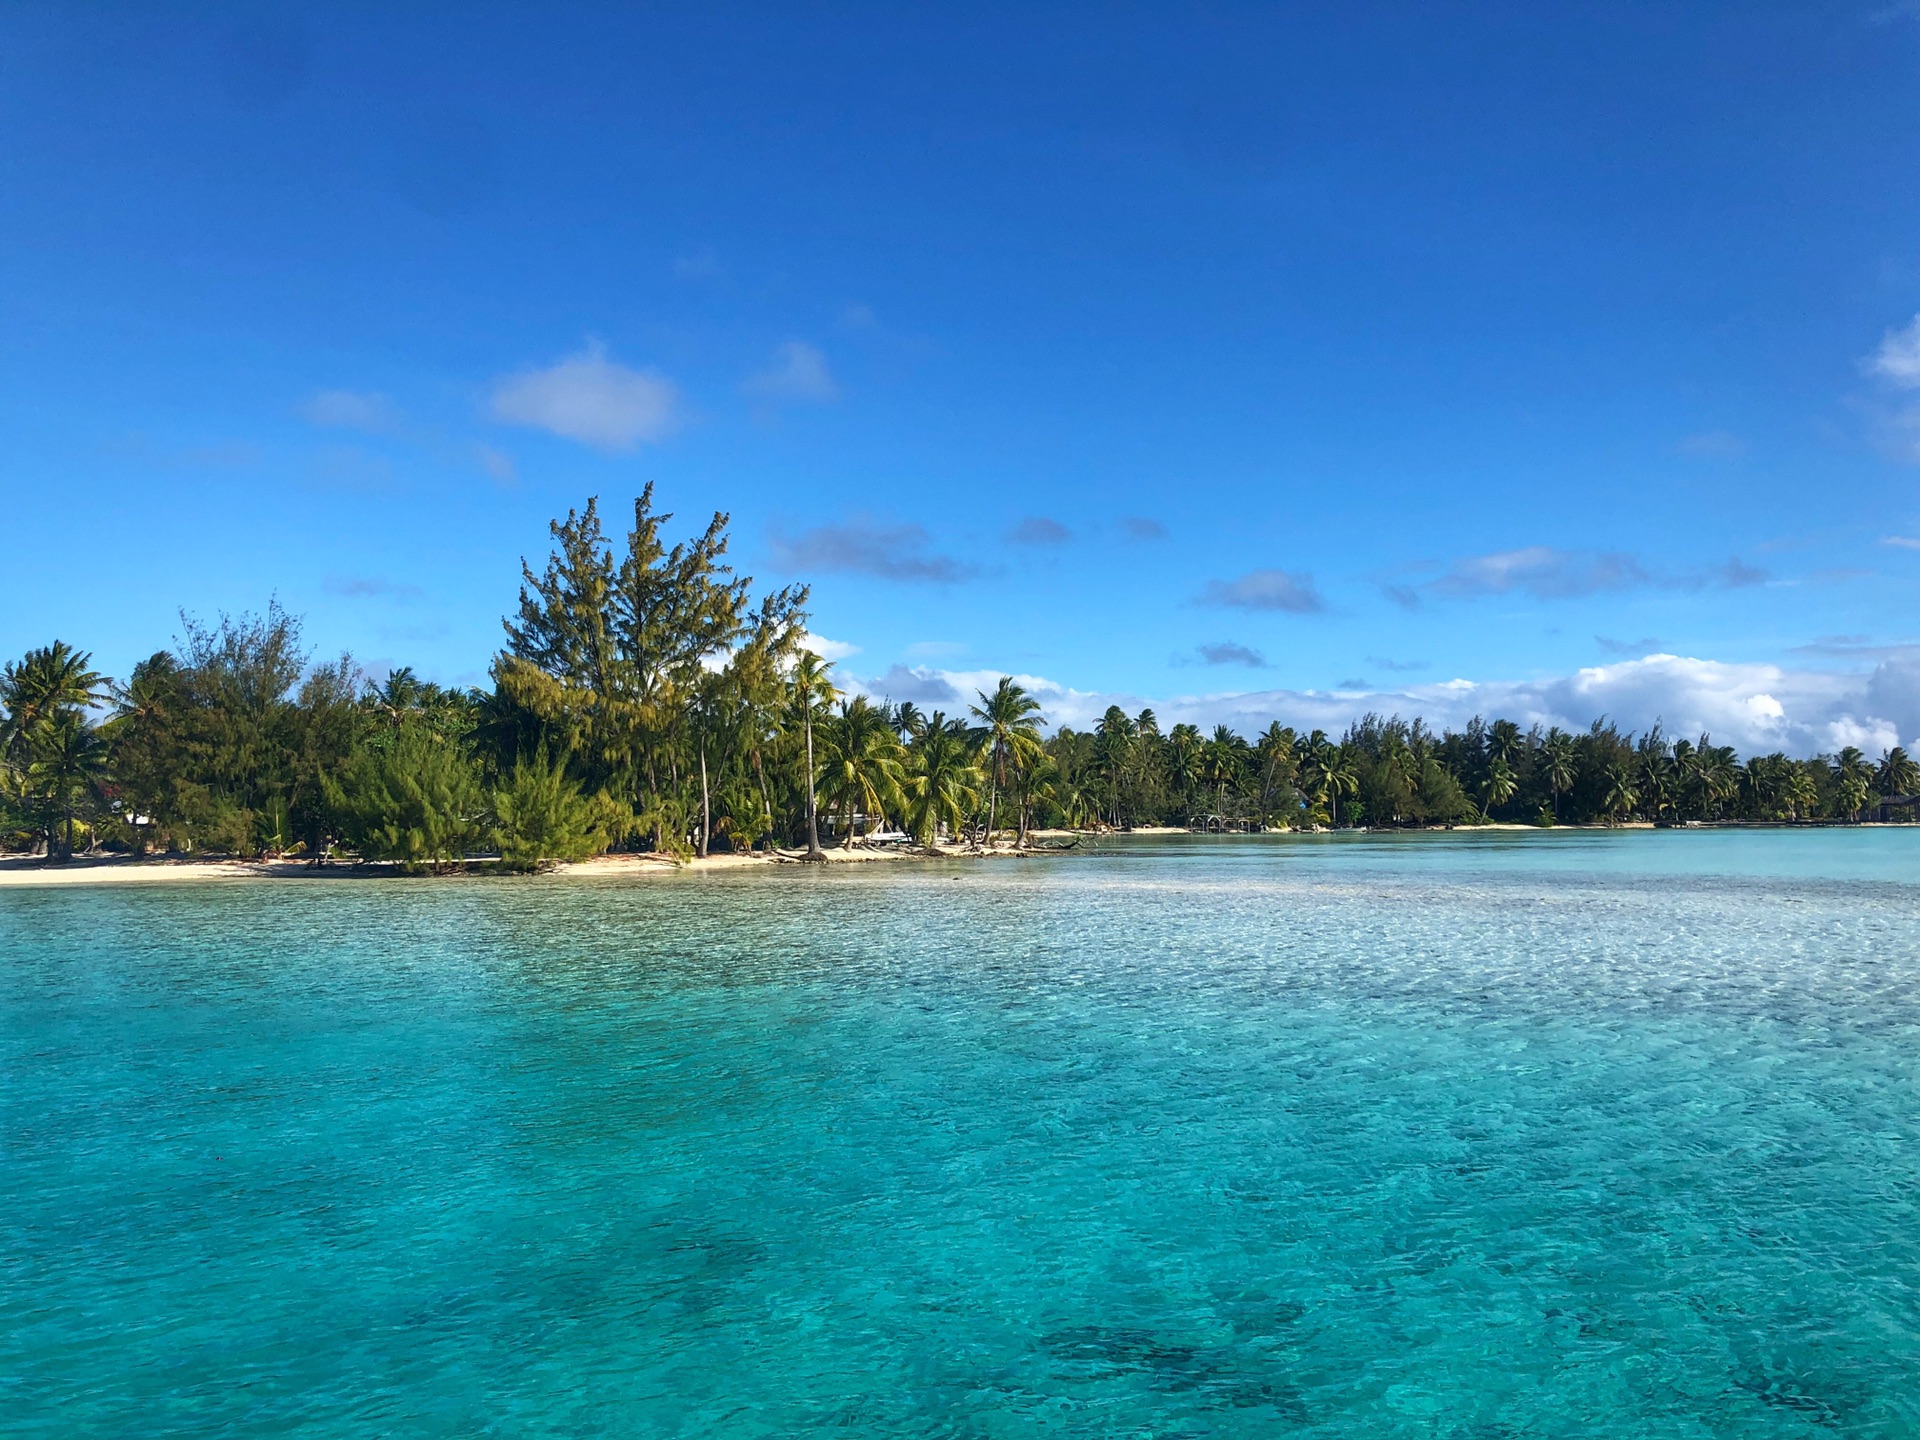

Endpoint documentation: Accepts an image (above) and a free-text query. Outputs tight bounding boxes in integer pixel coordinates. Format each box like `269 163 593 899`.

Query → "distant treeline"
3 491 1916 866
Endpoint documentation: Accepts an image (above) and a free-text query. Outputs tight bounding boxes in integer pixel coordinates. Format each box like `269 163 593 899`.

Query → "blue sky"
6 3 1920 750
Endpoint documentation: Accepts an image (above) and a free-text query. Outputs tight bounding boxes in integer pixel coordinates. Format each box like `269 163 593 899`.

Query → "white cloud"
1882 535 1920 551
1870 315 1920 387
745 341 838 404
798 631 861 662
844 650 1920 755
301 389 400 432
490 342 679 450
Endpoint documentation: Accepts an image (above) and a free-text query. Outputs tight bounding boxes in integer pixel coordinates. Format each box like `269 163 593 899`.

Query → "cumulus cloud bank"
491 342 678 450
844 650 1920 755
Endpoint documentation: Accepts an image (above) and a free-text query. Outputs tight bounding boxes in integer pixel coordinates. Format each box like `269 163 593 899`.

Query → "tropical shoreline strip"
4 491 1915 877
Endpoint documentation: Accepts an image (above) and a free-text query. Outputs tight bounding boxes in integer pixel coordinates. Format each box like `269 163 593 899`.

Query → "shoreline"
0 841 1059 888
0 820 1909 887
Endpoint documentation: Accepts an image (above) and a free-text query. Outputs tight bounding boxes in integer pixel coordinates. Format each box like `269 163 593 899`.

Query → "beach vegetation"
5 494 1915 863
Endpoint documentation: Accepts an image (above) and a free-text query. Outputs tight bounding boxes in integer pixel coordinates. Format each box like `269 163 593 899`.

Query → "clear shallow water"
4 834 1919 1437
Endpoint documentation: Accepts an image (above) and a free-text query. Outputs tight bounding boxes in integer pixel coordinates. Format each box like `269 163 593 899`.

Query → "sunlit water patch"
4 832 1919 1436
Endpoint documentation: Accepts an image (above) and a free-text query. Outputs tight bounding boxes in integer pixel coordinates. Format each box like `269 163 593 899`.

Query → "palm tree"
27 711 108 858
817 696 906 846
789 651 837 859
2 641 106 765
889 701 924 743
904 711 980 850
1200 725 1244 823
1298 737 1356 826
1092 707 1136 829
970 677 1045 846
1540 730 1575 822
1601 765 1637 825
1833 747 1873 823
1166 723 1203 818
1783 767 1818 821
1325 749 1358 826
1486 719 1523 771
1254 722 1297 824
1879 746 1920 800
1639 750 1674 823
3 642 108 858
1481 756 1517 817
1378 734 1417 825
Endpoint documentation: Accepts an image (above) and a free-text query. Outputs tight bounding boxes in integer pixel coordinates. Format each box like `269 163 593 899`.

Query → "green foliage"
8 492 1906 866
331 726 487 872
904 710 981 848
1 641 108 857
492 751 611 870
816 695 906 845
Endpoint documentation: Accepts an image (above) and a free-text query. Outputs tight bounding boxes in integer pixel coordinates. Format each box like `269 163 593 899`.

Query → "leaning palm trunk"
804 707 823 859
698 743 710 858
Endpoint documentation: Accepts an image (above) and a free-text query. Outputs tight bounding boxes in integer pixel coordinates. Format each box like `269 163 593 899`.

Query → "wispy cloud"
108 435 261 470
1883 535 1920 551
1194 642 1268 668
1366 655 1425 673
1201 568 1325 614
769 518 974 583
1122 516 1166 540
673 247 721 280
301 389 400 433
1870 315 1920 387
1389 547 1766 607
1429 547 1648 601
1694 557 1769 589
904 640 967 659
1008 516 1070 545
1596 634 1664 657
1678 430 1746 459
491 341 679 451
473 444 516 483
745 341 838 404
324 575 422 600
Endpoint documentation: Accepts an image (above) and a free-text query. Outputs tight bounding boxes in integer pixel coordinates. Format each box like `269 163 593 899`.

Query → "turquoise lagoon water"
4 830 1920 1436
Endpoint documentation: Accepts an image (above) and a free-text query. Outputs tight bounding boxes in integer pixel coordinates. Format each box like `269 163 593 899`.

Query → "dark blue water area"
4 834 1918 1436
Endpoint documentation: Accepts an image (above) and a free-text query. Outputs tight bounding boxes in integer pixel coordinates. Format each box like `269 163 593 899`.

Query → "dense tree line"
3 493 1917 865
1041 710 1919 830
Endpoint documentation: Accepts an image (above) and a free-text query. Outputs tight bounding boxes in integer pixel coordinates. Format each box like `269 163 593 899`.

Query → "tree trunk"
752 750 772 850
698 743 710 859
804 706 823 859
986 779 998 845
